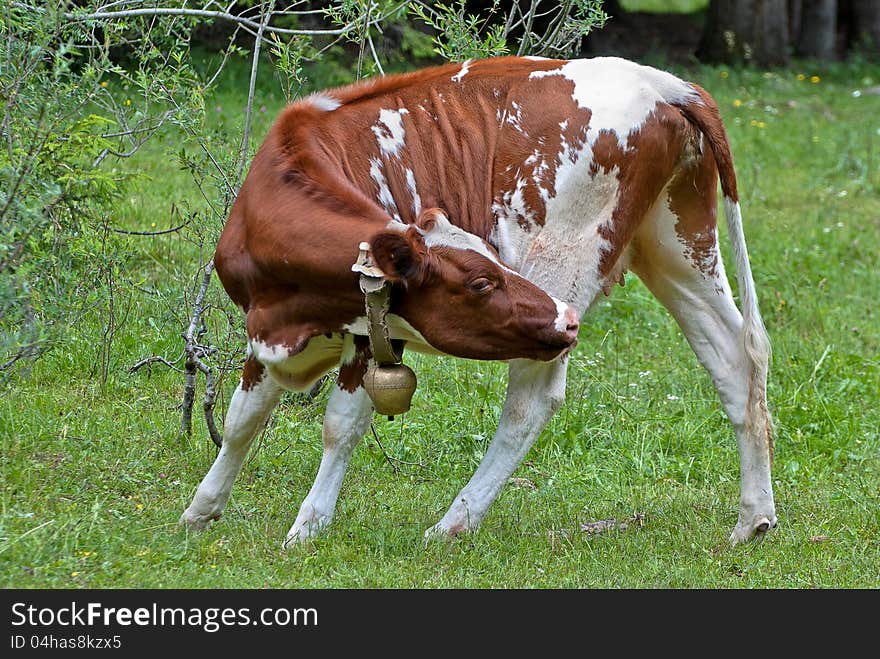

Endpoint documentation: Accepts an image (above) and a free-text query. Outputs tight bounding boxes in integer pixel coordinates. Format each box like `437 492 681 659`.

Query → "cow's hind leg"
284 337 374 547
181 356 282 529
632 201 776 545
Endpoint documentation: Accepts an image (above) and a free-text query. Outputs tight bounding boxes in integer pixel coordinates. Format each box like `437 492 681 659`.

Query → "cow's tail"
673 85 772 452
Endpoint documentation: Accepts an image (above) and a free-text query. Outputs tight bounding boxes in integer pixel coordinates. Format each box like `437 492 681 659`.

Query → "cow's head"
368 209 579 361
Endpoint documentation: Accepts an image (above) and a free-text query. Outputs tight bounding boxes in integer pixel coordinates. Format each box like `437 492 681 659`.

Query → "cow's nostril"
563 307 580 338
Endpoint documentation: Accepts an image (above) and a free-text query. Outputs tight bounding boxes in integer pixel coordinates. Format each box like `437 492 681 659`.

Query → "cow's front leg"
284 383 373 548
181 357 282 529
426 357 569 540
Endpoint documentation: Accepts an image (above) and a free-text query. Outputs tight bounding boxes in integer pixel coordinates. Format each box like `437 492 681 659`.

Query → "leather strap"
351 242 402 365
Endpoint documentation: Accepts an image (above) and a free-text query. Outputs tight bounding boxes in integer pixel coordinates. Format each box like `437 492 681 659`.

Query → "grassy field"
1 51 878 588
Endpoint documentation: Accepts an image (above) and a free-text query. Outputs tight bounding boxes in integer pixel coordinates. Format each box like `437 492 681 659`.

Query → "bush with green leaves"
0 2 207 378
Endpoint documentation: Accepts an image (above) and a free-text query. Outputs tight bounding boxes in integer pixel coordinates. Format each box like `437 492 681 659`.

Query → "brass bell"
363 363 417 418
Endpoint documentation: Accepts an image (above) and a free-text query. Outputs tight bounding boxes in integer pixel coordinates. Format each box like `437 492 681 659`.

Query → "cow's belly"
249 314 445 391
251 334 345 391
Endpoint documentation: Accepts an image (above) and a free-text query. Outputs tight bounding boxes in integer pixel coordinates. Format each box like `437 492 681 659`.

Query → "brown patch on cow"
241 355 265 391
596 104 690 278
244 285 353 358
673 84 738 203
493 75 591 228
589 130 628 177
337 335 371 393
668 127 721 279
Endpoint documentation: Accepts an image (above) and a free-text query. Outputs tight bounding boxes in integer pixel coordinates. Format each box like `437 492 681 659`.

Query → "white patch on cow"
369 157 401 221
522 55 550 61
339 332 356 365
492 168 544 235
491 204 531 268
521 166 621 307
251 334 345 391
496 61 689 304
286 384 373 545
451 59 472 83
504 100 525 134
508 178 532 221
652 186 727 292
405 167 422 215
372 107 409 158
181 373 282 529
249 337 290 364
640 187 731 297
530 57 699 149
307 93 341 111
343 314 445 356
420 212 510 272
552 296 571 333
426 358 568 538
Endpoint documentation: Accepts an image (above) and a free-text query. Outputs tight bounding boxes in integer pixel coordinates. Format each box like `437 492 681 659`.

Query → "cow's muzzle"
535 301 579 360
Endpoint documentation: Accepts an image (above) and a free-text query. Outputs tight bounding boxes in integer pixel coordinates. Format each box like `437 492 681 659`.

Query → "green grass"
620 0 708 13
2 55 879 588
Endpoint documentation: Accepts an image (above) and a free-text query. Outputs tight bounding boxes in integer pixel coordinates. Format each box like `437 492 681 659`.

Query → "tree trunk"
796 0 837 59
697 0 791 66
848 0 880 53
789 0 803 39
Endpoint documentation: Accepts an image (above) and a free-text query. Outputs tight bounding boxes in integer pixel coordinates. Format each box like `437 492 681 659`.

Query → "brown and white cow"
181 55 776 547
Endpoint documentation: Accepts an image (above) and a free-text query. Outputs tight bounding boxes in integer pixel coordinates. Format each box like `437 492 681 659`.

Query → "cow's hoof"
283 517 328 550
282 533 311 551
179 508 219 531
423 521 466 545
729 515 777 546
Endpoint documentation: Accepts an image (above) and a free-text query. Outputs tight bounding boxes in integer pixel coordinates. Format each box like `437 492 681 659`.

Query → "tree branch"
27 4 361 37
235 0 274 188
181 260 218 443
110 215 191 236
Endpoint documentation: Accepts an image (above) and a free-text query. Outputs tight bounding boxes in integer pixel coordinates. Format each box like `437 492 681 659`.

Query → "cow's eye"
468 277 495 294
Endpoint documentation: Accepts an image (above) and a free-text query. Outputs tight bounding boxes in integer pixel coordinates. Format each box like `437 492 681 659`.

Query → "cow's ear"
370 228 426 283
